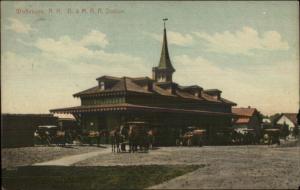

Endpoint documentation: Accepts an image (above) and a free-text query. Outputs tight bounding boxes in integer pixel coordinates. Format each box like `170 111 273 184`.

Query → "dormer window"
194 92 199 97
100 81 105 90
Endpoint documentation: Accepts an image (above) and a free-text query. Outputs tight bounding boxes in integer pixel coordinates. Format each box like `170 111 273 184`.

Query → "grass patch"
2 164 203 190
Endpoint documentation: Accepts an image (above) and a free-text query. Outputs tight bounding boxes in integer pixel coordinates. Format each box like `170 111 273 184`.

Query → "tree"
296 110 300 138
293 125 299 137
297 110 300 126
280 123 289 140
257 111 265 123
270 113 281 126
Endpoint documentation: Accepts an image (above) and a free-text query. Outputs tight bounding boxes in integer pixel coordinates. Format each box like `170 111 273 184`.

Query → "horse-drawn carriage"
76 130 103 146
231 128 258 145
178 127 206 146
127 121 151 152
110 121 156 153
34 125 68 146
263 129 280 145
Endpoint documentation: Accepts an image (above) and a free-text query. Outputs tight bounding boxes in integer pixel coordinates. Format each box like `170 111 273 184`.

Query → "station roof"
73 76 236 106
50 103 234 116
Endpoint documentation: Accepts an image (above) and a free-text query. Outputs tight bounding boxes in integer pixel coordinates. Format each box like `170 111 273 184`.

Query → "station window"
100 81 105 90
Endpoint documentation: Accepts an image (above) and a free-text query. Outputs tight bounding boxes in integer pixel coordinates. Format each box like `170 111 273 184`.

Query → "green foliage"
293 126 299 137
257 111 265 123
269 113 281 125
280 124 290 140
2 165 202 190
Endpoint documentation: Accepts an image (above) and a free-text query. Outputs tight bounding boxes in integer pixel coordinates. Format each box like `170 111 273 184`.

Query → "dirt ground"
2 143 300 189
146 146 300 189
76 145 300 189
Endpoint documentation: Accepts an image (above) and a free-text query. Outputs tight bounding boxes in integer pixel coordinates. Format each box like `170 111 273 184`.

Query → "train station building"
51 24 237 145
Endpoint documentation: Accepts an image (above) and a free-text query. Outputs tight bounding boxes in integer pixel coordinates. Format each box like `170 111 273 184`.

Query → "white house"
274 113 299 137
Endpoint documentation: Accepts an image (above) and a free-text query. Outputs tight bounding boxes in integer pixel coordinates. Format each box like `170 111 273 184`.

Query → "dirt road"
2 146 106 168
33 148 111 166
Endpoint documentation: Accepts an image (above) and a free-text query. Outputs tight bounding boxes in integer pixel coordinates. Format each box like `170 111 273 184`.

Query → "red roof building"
232 107 262 135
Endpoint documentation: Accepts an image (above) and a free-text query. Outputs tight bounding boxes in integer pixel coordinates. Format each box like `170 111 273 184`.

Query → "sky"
1 1 299 116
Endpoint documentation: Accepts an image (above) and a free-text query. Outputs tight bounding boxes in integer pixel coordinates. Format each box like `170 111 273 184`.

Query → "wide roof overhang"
50 103 234 117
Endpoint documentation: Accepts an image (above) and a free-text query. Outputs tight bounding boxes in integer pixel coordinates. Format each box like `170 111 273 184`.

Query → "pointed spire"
158 18 175 72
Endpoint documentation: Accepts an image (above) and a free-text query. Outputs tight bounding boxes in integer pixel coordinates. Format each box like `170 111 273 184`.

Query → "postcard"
1 1 299 189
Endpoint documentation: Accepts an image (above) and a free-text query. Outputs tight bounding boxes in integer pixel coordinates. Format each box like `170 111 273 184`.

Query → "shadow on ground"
2 164 203 190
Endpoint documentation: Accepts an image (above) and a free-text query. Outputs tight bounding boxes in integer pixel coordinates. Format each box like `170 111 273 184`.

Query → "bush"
280 124 289 140
293 126 299 137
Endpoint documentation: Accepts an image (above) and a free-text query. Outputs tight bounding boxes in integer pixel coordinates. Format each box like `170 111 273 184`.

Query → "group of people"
109 125 155 153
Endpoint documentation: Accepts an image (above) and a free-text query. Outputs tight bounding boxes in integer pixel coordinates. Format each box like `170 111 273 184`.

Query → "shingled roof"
232 107 258 125
73 76 151 97
73 75 236 105
232 107 256 117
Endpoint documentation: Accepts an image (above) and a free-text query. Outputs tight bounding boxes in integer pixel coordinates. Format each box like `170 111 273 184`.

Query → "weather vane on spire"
163 18 168 29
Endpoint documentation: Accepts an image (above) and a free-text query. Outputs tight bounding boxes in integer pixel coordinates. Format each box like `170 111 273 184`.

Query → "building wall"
2 114 58 148
80 111 232 145
81 96 125 106
78 91 233 145
81 113 121 131
105 112 122 130
58 119 78 130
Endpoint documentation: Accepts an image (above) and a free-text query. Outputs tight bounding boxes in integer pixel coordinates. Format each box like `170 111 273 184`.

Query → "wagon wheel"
46 136 52 146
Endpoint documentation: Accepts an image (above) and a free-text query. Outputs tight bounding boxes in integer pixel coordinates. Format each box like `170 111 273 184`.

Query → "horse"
34 130 51 145
87 131 101 146
110 128 122 153
34 130 52 146
54 130 66 147
128 125 150 152
120 125 129 152
181 130 205 146
128 126 137 152
147 129 157 149
263 132 280 145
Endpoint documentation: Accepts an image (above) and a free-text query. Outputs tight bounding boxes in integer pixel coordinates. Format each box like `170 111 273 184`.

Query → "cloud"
193 26 289 55
1 50 149 114
80 30 109 48
5 18 37 34
2 30 149 113
173 54 298 115
147 31 193 46
147 27 288 55
34 30 142 64
35 36 93 59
